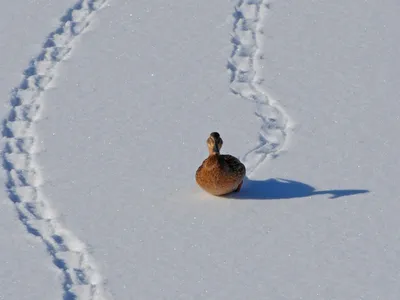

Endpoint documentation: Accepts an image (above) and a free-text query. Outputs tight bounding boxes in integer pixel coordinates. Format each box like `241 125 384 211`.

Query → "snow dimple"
228 0 292 175
1 1 111 300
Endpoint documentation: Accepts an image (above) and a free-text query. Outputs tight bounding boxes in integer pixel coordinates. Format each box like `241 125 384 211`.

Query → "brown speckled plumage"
196 132 246 196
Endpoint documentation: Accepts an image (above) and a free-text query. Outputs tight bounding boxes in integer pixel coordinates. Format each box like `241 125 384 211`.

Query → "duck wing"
221 154 246 175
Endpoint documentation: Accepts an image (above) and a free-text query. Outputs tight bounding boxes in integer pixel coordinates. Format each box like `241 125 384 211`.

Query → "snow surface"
1 0 400 299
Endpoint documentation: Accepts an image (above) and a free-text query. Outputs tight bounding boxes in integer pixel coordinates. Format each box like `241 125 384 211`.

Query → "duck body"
196 154 246 196
195 132 246 196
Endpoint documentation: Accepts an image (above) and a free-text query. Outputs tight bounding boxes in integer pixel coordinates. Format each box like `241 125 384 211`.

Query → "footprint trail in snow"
228 0 292 175
1 1 112 299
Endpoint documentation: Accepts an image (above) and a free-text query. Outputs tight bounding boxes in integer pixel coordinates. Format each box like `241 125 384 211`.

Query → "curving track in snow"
1 1 111 299
228 0 292 175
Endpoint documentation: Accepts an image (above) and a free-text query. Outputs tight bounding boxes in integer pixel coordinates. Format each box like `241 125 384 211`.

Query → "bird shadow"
226 177 369 200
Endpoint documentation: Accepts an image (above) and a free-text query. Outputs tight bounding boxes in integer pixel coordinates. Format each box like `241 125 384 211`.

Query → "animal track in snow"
2 1 112 299
228 0 292 175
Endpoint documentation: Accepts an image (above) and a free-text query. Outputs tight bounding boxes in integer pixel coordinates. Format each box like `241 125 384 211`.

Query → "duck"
196 132 246 196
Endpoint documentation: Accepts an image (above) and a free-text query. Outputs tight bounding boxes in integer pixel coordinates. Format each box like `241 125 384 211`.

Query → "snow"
1 0 399 299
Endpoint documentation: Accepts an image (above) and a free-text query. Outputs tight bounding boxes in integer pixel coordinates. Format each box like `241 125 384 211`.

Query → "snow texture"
2 1 111 300
1 0 400 299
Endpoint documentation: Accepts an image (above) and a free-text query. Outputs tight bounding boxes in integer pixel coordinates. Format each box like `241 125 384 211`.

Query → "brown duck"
196 132 246 196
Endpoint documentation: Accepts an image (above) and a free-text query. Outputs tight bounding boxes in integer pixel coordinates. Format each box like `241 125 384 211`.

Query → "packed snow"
1 0 399 299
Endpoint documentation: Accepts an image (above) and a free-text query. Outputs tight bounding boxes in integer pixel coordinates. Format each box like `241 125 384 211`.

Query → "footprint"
1 1 112 299
228 0 292 175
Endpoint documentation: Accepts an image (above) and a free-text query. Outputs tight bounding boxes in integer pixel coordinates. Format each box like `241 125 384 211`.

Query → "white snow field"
1 0 400 299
